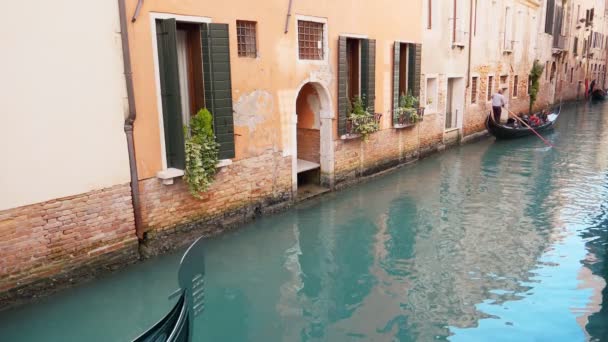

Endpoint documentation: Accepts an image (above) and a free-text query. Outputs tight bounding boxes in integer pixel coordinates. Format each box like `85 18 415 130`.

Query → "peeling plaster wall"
126 0 423 179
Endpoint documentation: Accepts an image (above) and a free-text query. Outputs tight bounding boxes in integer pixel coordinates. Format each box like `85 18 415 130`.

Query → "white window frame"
149 13 234 178
295 15 329 65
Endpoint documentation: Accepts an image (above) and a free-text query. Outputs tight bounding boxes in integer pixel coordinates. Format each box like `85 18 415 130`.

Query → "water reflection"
1 104 608 341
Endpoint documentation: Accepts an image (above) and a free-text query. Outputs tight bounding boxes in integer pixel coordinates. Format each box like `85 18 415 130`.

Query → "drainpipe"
118 0 144 240
466 0 474 88
284 0 294 33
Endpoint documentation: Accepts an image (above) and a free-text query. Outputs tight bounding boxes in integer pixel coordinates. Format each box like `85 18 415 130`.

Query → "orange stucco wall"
125 0 422 179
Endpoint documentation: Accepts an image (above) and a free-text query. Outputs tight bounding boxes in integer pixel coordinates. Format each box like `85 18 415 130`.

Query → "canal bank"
0 115 485 313
1 101 608 341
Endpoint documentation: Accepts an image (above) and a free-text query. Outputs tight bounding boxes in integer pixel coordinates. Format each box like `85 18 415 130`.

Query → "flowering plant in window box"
396 92 424 126
346 95 380 141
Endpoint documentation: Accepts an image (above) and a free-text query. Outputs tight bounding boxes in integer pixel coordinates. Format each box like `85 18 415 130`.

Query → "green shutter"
407 43 422 98
337 36 348 136
201 23 235 160
361 39 376 113
156 19 186 169
393 42 401 125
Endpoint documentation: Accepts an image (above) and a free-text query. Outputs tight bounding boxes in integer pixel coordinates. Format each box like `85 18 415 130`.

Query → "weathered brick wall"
0 184 138 296
334 120 443 185
139 150 292 249
297 128 320 163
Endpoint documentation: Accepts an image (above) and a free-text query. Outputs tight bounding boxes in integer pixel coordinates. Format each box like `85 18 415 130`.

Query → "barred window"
298 20 324 60
487 76 493 101
471 77 478 103
236 20 257 57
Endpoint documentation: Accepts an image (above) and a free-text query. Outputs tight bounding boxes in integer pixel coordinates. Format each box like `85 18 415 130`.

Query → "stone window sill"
340 133 362 140
156 159 233 185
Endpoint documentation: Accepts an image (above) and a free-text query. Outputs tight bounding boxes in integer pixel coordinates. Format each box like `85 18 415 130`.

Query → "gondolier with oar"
491 89 506 123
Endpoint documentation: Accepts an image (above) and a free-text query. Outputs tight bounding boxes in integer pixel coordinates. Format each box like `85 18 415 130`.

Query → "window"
471 76 478 104
392 41 421 125
346 38 361 101
298 20 324 60
155 19 236 169
236 20 257 57
500 75 508 94
545 0 555 34
487 76 493 101
427 0 432 29
570 67 574 83
573 37 578 55
504 7 513 51
339 36 378 133
513 75 518 98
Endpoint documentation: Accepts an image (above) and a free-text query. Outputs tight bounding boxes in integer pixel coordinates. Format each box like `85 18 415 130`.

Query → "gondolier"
491 89 506 123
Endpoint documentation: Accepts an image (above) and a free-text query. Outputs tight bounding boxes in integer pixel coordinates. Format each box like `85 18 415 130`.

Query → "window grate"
298 20 324 60
487 76 493 101
237 20 257 58
471 77 478 103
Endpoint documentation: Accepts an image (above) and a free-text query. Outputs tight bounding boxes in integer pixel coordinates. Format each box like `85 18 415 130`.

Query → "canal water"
1 103 608 341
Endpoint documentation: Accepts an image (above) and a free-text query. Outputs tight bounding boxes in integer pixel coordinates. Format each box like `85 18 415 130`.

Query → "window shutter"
156 19 186 169
392 42 401 125
407 43 422 98
545 0 555 34
201 23 235 160
337 36 348 136
361 39 376 113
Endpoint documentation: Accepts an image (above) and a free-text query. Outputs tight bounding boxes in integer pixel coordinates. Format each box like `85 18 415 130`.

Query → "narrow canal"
2 103 608 341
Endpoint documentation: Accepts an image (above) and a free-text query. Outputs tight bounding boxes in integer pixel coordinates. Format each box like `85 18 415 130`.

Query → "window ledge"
452 42 466 49
156 168 185 185
503 49 513 54
340 133 362 140
394 123 417 129
217 159 232 168
156 159 232 186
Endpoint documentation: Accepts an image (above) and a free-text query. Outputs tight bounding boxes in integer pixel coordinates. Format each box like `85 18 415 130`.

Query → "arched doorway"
294 82 331 200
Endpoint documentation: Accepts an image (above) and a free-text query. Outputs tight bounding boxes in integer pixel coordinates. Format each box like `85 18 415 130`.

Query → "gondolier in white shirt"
491 89 506 123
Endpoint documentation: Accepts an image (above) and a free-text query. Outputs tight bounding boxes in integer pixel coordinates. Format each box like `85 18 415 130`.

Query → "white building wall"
0 0 130 210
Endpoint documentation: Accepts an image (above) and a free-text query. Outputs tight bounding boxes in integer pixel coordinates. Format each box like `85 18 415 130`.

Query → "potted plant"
347 95 379 141
184 108 220 198
396 92 422 125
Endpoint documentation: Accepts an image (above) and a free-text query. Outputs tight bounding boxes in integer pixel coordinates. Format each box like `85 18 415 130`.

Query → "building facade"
125 0 429 248
3 0 608 307
0 1 138 298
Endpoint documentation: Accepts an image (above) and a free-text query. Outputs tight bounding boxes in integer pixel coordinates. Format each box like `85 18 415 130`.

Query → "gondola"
485 106 560 140
591 89 606 101
132 237 206 342
133 292 189 342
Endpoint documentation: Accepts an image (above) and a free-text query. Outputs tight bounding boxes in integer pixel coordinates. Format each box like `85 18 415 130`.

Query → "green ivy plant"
184 108 219 198
529 60 544 114
397 91 421 124
348 95 379 141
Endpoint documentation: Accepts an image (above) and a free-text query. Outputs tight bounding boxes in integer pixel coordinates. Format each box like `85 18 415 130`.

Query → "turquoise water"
1 103 608 341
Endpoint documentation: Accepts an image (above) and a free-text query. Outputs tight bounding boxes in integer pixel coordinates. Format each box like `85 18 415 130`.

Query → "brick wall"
297 128 320 163
139 150 292 251
0 183 138 300
333 118 443 185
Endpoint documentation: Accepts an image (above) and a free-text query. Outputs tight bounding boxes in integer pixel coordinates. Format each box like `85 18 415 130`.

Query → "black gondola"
133 292 189 342
592 89 606 101
132 237 206 342
485 107 560 140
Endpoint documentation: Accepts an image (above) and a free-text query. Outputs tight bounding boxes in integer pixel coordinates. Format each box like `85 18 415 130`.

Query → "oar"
506 109 554 148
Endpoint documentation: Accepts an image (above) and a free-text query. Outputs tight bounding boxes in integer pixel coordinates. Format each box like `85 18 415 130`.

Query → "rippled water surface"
1 103 608 341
